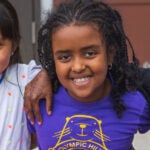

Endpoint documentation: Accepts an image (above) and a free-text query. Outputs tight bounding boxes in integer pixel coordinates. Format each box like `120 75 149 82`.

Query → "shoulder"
7 60 40 73
122 91 148 112
123 91 147 104
5 63 29 86
5 60 41 86
122 91 150 125
6 63 28 74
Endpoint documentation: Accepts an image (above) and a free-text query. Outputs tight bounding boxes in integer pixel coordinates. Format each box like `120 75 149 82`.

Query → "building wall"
106 0 150 66
11 0 40 63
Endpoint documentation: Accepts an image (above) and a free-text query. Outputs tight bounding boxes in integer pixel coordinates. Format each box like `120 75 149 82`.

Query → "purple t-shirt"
27 86 150 150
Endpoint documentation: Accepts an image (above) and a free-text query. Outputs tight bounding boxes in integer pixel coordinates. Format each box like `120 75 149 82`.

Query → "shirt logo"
49 114 110 150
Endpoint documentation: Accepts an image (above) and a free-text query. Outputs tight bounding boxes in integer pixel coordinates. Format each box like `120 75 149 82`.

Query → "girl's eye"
57 55 71 62
84 51 97 57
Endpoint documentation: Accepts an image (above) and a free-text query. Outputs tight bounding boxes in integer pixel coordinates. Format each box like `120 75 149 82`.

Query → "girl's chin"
68 92 93 102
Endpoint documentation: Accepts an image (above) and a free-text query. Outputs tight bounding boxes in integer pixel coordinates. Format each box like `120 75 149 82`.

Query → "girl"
0 0 51 149
27 0 150 149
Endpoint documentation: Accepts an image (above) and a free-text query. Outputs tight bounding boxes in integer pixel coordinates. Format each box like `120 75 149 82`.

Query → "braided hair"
38 0 141 118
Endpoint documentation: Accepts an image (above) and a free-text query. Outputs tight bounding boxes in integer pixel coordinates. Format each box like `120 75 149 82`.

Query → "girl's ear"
11 51 14 56
12 42 18 54
108 46 116 65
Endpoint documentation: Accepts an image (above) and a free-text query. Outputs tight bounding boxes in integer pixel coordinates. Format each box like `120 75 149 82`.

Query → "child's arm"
22 60 52 125
24 69 52 125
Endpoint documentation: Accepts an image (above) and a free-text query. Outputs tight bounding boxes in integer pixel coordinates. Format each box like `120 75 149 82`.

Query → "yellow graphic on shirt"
48 114 110 150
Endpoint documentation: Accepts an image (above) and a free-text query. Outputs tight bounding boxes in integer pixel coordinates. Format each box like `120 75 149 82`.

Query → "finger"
46 94 52 115
27 110 35 125
33 102 42 125
24 101 35 125
24 87 31 105
24 86 35 124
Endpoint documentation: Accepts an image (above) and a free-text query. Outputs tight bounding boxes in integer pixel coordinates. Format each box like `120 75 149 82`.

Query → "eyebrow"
54 45 101 55
54 50 71 55
80 45 100 51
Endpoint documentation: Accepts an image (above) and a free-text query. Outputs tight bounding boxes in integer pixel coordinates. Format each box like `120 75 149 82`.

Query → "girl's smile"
52 25 112 102
72 76 91 86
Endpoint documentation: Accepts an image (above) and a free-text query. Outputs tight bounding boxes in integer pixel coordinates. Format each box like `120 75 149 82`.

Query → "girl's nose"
71 59 86 73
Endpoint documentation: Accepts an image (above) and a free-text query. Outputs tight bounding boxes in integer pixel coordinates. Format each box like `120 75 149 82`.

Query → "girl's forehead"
52 24 100 35
52 24 105 51
53 25 98 38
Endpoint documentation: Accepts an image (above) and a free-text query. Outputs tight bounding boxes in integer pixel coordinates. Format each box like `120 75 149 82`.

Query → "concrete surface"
133 131 150 150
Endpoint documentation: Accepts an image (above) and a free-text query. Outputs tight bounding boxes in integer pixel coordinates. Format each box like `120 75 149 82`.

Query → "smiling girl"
27 0 150 149
0 0 53 149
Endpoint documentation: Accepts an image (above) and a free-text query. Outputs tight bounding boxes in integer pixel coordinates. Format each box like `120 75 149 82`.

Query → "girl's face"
0 33 12 74
52 25 113 102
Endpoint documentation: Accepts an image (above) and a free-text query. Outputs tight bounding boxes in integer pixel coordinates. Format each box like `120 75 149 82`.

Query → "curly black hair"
38 0 141 118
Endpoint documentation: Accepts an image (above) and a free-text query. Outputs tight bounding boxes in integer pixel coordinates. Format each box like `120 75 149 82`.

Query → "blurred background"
11 0 150 67
10 0 150 149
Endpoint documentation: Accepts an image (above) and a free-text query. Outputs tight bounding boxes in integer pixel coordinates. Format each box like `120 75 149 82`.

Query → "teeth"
73 77 89 83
